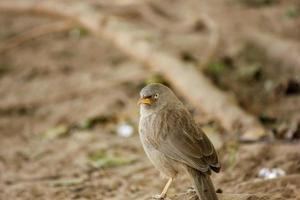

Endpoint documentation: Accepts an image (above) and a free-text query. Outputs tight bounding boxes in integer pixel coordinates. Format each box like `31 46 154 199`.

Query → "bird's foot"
152 194 166 199
186 187 196 194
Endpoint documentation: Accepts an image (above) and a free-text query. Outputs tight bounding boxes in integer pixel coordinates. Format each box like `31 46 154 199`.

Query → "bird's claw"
152 194 166 199
186 187 196 193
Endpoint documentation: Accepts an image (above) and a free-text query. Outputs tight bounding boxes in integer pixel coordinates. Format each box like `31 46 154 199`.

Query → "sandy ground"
0 1 300 199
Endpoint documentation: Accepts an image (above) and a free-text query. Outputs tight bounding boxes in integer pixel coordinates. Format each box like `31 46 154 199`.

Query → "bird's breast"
139 113 165 148
139 114 179 178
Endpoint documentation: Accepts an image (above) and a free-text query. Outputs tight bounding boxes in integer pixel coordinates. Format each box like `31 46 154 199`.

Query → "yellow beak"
138 97 152 105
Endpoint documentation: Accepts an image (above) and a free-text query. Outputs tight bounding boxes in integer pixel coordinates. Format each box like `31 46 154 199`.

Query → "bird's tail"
187 167 218 200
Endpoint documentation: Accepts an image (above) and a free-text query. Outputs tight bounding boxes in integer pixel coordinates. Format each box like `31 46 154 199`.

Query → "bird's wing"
148 106 220 173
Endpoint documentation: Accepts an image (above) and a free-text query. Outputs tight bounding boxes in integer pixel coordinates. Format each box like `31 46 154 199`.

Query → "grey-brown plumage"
138 83 220 200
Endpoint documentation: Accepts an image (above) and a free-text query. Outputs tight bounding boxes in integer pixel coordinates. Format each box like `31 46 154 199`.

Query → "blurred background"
0 0 299 199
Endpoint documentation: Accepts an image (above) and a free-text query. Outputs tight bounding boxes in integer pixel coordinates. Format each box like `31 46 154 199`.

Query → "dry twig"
0 20 75 54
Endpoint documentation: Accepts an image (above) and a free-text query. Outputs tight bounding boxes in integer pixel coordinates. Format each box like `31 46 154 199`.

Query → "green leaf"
285 6 300 18
42 125 69 139
88 150 135 168
51 177 86 187
77 115 115 130
207 61 227 76
69 27 89 39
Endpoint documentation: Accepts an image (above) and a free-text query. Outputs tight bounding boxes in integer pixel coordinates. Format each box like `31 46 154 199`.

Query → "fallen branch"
0 20 75 54
0 0 268 140
89 0 202 33
243 28 300 70
90 0 220 68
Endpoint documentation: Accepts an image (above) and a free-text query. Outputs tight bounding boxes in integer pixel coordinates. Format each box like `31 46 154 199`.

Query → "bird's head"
138 83 180 114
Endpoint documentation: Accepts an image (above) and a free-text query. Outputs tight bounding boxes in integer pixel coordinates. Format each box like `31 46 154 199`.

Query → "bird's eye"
154 93 159 99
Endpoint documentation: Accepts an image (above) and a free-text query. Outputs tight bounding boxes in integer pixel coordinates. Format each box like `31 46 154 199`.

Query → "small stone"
117 123 134 137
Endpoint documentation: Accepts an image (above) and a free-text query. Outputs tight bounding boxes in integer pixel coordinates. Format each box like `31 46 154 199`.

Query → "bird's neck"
140 102 182 118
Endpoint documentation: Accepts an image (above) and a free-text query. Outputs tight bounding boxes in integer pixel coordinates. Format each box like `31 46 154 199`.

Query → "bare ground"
0 1 300 199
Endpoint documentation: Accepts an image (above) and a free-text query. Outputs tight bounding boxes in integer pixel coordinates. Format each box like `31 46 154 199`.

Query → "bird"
138 83 220 200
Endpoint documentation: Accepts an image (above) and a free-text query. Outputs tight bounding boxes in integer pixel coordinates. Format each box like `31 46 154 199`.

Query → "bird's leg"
158 178 173 199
